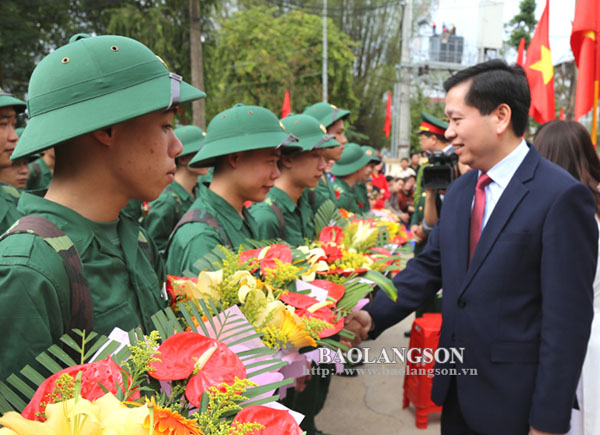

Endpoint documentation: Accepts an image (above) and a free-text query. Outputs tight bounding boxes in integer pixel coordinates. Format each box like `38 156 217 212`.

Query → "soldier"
143 125 207 252
0 156 30 190
250 114 339 245
303 102 350 212
165 104 300 276
0 33 206 380
356 145 381 212
26 147 54 192
411 112 452 252
0 89 26 232
330 143 372 214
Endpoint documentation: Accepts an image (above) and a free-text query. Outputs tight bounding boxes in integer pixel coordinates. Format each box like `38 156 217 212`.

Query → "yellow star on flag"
529 45 554 85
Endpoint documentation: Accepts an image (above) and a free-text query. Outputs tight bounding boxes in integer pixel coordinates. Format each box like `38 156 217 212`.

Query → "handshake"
340 310 374 348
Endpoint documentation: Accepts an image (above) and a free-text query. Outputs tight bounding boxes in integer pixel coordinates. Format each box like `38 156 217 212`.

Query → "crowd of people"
0 32 599 435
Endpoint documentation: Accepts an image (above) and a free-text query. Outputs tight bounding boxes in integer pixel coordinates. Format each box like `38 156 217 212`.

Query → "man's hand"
529 426 563 435
341 311 373 347
411 224 427 243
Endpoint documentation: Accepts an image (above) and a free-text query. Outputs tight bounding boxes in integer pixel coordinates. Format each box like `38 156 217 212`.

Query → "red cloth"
516 37 525 66
372 173 390 199
383 91 392 139
469 173 492 261
281 89 291 119
397 189 414 212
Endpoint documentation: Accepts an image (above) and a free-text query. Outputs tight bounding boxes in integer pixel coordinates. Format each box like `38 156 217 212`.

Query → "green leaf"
35 352 63 374
47 344 78 367
91 340 121 363
19 366 46 387
243 378 293 399
82 336 110 362
313 199 339 237
227 333 263 348
59 334 82 354
362 270 397 302
6 375 35 401
246 361 286 378
0 381 27 411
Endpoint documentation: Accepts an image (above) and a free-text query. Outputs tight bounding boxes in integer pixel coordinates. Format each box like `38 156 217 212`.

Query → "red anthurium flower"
318 226 344 245
240 244 293 275
279 293 344 338
318 268 368 277
310 279 345 302
321 244 343 264
148 332 246 407
233 405 303 435
22 356 137 421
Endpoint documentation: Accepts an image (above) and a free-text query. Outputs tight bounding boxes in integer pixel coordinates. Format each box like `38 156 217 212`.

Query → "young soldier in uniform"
330 143 372 213
303 102 350 212
26 147 54 192
165 104 300 276
250 114 338 245
0 34 206 380
144 125 207 252
0 156 30 190
0 89 26 232
356 145 381 212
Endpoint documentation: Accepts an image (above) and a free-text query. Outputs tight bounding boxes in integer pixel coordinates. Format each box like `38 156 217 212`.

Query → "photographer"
410 112 454 254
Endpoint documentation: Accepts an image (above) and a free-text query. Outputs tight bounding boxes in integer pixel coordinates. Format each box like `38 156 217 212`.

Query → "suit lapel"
459 145 539 297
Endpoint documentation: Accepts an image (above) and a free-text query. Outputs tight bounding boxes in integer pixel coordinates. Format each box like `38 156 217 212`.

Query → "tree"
506 0 537 51
203 6 359 124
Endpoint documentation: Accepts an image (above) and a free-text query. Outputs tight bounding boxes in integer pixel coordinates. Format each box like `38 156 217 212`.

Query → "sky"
430 0 576 65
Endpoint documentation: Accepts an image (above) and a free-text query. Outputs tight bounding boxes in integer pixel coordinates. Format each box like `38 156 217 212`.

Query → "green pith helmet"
280 114 339 152
417 111 448 136
174 125 206 158
361 145 381 163
189 103 301 168
13 33 206 160
0 89 26 113
303 102 350 128
331 143 371 177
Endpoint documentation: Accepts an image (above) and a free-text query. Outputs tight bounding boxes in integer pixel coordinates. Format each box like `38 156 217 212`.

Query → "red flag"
524 0 555 124
571 0 600 120
281 89 291 119
559 106 565 120
516 37 525 66
383 91 392 139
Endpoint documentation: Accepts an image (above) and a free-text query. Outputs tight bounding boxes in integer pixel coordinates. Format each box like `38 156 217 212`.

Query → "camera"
421 148 459 190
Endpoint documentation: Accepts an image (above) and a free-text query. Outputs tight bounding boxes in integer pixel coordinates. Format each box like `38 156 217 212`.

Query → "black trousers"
441 377 484 435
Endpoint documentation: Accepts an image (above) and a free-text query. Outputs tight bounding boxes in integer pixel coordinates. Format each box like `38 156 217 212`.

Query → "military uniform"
166 104 300 276
26 157 52 192
0 33 206 380
355 181 370 212
332 177 361 214
0 182 21 234
144 181 194 252
330 143 371 213
0 193 166 379
144 125 205 252
311 175 337 213
250 114 338 245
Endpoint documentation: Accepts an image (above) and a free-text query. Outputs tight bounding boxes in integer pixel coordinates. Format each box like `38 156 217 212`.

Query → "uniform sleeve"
143 194 177 253
249 203 282 241
0 237 70 381
165 223 222 276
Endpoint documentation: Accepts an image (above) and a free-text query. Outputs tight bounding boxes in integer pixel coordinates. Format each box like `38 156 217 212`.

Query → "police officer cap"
361 145 381 164
417 112 448 136
303 102 351 128
331 143 371 177
13 33 206 160
189 103 301 168
280 114 339 152
0 88 26 113
175 125 206 158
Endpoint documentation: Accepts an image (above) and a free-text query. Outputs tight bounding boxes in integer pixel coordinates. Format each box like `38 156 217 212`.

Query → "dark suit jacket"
366 145 597 434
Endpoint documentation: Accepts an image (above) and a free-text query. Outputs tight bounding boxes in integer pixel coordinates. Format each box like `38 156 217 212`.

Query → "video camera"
421 148 459 190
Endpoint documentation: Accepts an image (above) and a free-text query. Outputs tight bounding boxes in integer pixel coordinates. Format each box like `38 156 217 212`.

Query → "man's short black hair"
401 157 409 162
443 59 530 137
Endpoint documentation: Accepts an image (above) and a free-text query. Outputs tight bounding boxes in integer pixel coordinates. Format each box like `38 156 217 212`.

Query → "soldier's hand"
341 311 372 347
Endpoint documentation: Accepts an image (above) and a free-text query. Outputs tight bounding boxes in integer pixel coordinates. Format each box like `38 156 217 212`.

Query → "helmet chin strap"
166 72 182 110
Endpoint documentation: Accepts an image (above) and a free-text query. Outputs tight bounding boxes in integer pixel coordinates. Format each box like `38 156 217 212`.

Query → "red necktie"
469 173 492 261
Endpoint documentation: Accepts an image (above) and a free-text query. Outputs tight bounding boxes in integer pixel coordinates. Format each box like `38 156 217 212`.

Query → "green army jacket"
0 193 166 380
250 187 315 246
355 182 370 212
165 188 257 276
311 175 337 213
144 181 194 253
0 182 22 234
26 158 52 192
332 177 361 214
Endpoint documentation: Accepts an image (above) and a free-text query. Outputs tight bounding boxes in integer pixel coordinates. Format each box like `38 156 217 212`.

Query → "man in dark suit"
343 60 598 435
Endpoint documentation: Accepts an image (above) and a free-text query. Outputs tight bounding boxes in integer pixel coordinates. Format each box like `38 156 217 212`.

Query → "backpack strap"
0 216 93 332
270 202 286 239
307 189 316 207
165 208 233 256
